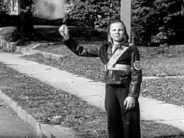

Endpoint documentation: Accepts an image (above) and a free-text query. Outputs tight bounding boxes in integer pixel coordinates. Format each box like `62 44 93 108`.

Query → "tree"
0 1 4 9
132 0 184 44
3 0 184 45
66 0 120 31
5 0 66 44
9 0 36 44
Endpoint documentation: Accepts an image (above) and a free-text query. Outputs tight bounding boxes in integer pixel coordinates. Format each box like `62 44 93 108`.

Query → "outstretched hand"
59 25 70 40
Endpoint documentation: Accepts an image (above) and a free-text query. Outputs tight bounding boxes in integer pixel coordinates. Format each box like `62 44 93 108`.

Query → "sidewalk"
0 52 184 135
0 99 35 138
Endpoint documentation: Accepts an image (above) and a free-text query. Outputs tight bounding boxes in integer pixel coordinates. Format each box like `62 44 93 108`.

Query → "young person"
59 19 142 138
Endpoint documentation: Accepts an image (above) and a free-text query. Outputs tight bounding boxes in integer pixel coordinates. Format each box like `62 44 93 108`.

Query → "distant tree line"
1 0 184 44
132 0 184 44
67 0 184 44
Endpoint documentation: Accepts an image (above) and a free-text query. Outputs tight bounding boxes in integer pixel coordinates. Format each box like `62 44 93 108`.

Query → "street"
0 98 36 138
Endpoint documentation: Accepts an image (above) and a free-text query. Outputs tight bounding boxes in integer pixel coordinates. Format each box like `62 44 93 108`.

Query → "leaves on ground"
142 79 184 107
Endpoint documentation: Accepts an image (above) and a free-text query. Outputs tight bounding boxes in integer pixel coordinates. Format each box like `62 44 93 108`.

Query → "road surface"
0 99 36 138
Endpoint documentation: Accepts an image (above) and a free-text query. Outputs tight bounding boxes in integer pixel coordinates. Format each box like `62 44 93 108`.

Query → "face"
109 22 125 43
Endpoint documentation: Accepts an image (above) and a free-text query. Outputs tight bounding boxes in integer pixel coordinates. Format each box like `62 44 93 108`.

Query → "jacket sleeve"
128 46 142 98
63 37 100 57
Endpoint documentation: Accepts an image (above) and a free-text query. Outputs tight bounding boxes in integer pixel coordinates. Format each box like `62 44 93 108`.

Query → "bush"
66 0 120 31
0 15 20 27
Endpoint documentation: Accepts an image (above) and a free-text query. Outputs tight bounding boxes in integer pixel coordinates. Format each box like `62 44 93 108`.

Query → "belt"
105 64 131 72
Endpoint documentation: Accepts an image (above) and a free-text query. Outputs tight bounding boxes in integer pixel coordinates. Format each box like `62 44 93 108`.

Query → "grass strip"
142 78 184 107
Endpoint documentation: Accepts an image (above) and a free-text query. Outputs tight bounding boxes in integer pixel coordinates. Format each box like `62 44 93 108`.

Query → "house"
9 0 20 15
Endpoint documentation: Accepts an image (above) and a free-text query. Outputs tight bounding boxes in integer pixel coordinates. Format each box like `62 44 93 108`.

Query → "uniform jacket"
63 38 142 98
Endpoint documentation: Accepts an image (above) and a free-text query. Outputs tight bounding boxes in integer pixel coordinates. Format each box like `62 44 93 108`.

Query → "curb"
0 90 78 138
29 49 66 62
0 39 65 62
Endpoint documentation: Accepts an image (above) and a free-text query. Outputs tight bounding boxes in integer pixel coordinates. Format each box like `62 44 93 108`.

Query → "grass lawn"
139 45 184 76
142 78 184 107
1 26 184 137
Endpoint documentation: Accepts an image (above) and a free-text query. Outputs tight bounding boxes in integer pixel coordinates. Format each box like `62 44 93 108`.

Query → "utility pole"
182 0 184 16
121 0 132 43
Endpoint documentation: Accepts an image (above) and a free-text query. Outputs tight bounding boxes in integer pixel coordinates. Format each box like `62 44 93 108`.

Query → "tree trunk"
18 9 35 40
12 0 35 44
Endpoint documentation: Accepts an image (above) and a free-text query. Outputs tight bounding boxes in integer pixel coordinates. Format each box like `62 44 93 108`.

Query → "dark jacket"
63 38 142 98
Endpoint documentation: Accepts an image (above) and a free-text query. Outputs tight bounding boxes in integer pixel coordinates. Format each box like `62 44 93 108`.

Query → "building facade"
9 0 20 15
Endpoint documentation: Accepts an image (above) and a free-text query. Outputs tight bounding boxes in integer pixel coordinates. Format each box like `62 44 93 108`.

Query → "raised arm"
59 25 100 57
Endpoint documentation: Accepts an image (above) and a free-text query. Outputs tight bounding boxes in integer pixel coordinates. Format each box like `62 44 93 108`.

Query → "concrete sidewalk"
0 52 184 134
0 99 35 138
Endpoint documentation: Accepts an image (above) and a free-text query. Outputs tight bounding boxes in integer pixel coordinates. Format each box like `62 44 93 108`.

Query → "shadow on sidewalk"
152 134 184 138
0 137 34 138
